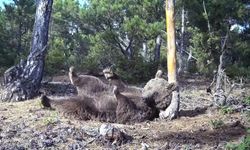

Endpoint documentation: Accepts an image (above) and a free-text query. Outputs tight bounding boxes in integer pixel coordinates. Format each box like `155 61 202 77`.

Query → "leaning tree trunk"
213 32 229 107
159 0 180 120
0 0 53 102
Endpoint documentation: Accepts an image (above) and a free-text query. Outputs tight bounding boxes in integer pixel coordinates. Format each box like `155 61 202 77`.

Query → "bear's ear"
155 70 163 78
103 67 113 79
166 82 177 91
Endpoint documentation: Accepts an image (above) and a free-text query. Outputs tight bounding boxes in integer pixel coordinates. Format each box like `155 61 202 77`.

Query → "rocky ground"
0 75 249 150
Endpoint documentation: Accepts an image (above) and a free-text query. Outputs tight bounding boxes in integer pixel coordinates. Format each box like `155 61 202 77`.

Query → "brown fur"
40 85 160 124
41 94 117 122
142 70 177 110
69 66 112 96
113 86 156 124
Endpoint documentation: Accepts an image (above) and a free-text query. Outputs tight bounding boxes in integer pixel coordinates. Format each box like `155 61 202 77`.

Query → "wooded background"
0 0 249 83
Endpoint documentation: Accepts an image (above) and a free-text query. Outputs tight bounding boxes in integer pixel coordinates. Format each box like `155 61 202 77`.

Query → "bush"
226 133 250 150
115 57 158 83
82 54 159 84
45 48 67 75
226 65 250 79
243 97 250 105
210 119 224 129
220 106 234 115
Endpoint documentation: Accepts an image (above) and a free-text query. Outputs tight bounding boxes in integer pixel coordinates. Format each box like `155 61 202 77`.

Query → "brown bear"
41 69 176 123
41 86 156 124
142 70 177 111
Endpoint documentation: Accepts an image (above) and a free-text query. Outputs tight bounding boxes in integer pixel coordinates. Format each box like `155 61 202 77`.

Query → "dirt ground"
0 75 249 150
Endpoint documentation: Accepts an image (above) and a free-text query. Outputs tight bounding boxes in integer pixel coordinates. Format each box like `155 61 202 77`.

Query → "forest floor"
0 75 249 150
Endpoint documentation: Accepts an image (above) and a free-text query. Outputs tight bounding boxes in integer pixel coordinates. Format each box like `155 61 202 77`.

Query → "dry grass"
0 98 248 149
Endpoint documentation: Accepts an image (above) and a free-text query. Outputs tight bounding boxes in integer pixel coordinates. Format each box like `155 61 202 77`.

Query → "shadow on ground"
153 123 246 146
179 107 209 117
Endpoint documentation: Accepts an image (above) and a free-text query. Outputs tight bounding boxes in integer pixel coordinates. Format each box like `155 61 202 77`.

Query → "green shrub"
45 48 67 75
220 106 234 115
226 65 250 79
243 97 250 105
115 57 158 83
43 111 59 125
226 134 250 150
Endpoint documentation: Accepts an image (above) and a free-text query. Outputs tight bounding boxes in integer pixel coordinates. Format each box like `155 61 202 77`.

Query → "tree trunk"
202 0 211 33
178 6 185 74
154 35 162 62
159 0 180 120
142 41 148 60
0 0 53 102
213 33 229 106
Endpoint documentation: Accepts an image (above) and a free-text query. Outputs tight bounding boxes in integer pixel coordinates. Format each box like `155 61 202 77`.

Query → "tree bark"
178 6 185 74
159 0 180 120
0 0 53 102
154 35 162 62
213 33 229 106
202 0 211 33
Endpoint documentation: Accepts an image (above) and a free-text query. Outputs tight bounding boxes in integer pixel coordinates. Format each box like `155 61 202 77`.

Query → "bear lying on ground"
41 86 156 123
41 69 176 123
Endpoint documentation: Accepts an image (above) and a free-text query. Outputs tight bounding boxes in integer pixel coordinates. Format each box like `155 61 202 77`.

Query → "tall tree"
0 0 35 68
0 0 53 102
184 0 250 76
78 0 165 82
160 0 180 119
177 4 186 74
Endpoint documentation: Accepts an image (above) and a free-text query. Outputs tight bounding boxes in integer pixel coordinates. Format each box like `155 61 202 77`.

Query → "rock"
43 139 54 147
5 129 17 139
0 116 7 120
68 141 86 150
30 139 38 149
99 124 132 145
99 124 114 136
0 108 8 111
141 142 149 150
16 146 26 150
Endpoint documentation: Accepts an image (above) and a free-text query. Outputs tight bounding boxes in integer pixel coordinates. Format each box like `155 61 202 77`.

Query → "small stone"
30 139 38 149
68 142 86 150
43 139 53 147
0 116 7 120
99 124 113 136
141 142 149 150
16 146 25 150
99 123 132 145
40 134 45 140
